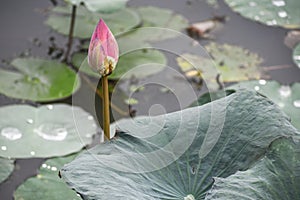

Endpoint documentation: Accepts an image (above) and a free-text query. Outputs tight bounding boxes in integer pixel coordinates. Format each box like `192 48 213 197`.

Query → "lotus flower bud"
88 19 119 76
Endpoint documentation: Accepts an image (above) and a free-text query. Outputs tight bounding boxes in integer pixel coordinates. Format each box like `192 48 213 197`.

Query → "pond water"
1 0 300 199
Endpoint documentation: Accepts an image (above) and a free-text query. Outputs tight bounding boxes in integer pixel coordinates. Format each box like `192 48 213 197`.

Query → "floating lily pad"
0 157 14 183
293 43 300 67
46 6 141 39
177 43 263 89
229 80 300 131
117 6 189 43
72 49 167 79
0 104 98 158
205 138 300 199
225 0 300 28
61 91 298 199
14 153 81 200
65 0 129 13
0 58 80 102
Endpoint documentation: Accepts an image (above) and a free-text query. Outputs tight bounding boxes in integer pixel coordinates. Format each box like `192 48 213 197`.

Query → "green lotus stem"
63 5 76 62
102 76 110 140
88 19 119 141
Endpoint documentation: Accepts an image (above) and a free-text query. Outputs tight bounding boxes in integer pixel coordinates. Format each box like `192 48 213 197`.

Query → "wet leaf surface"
116 6 189 43
225 0 300 28
61 91 298 199
229 80 300 130
177 43 263 89
46 6 141 39
205 138 300 200
65 0 129 13
14 153 81 200
0 104 98 158
0 58 80 102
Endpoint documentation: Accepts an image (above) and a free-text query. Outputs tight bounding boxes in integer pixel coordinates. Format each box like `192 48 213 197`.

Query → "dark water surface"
1 0 300 199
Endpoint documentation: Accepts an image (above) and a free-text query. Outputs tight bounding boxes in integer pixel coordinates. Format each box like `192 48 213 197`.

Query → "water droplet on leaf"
27 119 34 124
47 105 54 110
34 123 68 141
279 85 291 97
278 11 288 18
293 100 300 108
272 0 286 7
259 79 267 85
1 146 7 151
1 127 22 140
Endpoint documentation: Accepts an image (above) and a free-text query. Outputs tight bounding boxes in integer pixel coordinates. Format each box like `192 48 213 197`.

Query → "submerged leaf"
0 104 98 158
14 153 81 200
61 91 298 199
205 138 300 199
0 158 14 183
225 0 300 28
229 80 300 131
0 58 80 102
72 49 167 79
45 6 141 39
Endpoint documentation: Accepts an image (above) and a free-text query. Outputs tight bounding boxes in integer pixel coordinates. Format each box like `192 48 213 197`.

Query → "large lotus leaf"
205 138 300 199
0 104 98 158
225 0 300 29
45 6 141 39
61 90 298 199
229 80 300 130
117 6 189 43
14 153 81 200
0 58 80 102
177 43 262 89
0 157 14 183
189 90 236 107
65 0 129 13
293 43 300 67
71 49 167 79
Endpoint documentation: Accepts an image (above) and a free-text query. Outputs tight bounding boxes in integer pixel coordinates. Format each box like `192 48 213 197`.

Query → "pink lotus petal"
88 19 119 76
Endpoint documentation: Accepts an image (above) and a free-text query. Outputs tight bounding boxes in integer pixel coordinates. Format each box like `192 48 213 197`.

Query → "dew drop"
249 1 257 6
278 102 285 108
42 164 47 168
191 166 196 175
1 127 22 140
30 151 35 156
88 116 94 120
279 85 291 97
27 119 34 124
47 105 53 110
34 123 68 141
259 79 267 85
272 0 286 7
92 124 97 128
1 146 7 151
51 166 57 171
184 194 195 200
278 11 288 18
86 134 92 138
47 165 51 169
254 86 260 91
254 16 260 20
267 19 278 25
294 55 300 61
293 100 300 108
